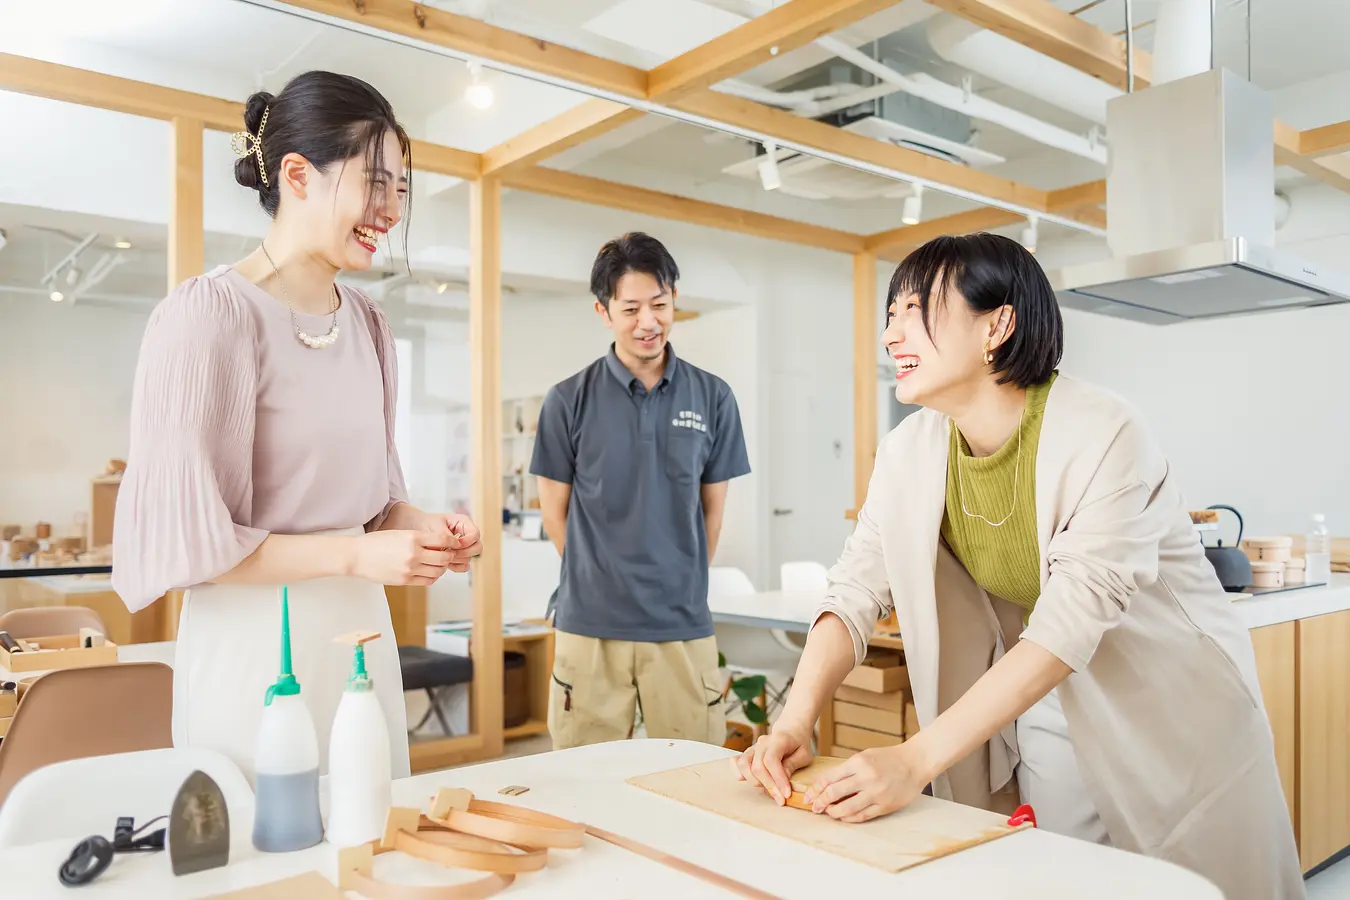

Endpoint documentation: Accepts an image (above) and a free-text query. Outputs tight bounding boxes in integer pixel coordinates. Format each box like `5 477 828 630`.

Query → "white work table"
0 739 1218 899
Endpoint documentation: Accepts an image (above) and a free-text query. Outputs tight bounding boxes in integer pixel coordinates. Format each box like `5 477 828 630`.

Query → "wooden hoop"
395 826 548 874
343 867 514 900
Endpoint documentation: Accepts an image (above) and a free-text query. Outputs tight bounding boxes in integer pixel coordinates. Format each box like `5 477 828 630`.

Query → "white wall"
0 294 145 529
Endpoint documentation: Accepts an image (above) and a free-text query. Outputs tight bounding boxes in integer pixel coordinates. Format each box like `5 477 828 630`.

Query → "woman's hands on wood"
802 743 931 823
732 725 815 806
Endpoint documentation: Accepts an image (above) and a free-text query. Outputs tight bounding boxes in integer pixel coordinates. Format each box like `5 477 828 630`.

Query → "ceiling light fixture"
465 61 494 110
757 141 782 192
1021 214 1039 254
114 238 132 250
65 266 81 286
49 290 64 303
436 282 450 294
901 184 924 225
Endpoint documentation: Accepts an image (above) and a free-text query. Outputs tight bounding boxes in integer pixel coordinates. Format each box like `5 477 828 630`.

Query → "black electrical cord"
58 816 167 887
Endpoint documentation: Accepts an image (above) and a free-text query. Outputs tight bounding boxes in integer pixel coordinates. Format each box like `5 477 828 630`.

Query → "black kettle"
1204 504 1252 592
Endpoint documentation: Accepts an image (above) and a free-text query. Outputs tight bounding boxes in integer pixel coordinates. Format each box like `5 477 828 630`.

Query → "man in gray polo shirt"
531 232 750 749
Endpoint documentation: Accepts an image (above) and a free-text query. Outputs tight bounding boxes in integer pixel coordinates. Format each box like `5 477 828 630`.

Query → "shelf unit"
502 395 544 514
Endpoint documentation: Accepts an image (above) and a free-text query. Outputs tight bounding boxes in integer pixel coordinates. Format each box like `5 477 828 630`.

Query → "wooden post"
469 174 505 760
852 251 878 514
168 117 204 290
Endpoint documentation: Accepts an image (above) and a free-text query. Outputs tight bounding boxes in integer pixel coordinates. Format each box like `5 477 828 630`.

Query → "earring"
983 340 994 365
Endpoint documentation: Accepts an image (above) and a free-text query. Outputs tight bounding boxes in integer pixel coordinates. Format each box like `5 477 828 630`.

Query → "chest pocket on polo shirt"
665 418 709 483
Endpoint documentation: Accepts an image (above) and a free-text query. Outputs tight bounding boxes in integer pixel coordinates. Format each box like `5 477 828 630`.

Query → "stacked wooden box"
826 650 920 756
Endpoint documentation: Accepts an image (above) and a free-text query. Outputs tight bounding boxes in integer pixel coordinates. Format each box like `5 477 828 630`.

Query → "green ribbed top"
940 373 1056 615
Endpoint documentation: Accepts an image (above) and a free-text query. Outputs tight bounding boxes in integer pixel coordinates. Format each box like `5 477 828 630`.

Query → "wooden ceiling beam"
479 99 644 176
647 0 899 101
274 0 648 99
503 167 867 254
270 0 1058 217
923 0 1152 90
1297 119 1350 159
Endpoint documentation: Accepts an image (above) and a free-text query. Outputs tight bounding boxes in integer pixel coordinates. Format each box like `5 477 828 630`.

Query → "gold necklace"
260 243 340 349
955 402 1026 528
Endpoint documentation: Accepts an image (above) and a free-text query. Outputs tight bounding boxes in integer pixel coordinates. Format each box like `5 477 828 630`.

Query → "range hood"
1049 68 1350 324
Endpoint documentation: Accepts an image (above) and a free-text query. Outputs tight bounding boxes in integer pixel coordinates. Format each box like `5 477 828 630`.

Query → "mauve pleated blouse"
112 266 407 611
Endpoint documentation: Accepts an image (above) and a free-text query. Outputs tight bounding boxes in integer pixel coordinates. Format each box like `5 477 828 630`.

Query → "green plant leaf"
718 651 726 668
731 675 767 703
743 701 768 725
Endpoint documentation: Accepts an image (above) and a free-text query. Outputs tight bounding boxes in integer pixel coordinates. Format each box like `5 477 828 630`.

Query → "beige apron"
172 534 410 783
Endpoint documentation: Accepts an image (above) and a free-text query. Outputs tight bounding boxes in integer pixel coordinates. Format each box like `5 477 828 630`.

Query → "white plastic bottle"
1306 514 1333 586
326 632 392 848
251 586 324 853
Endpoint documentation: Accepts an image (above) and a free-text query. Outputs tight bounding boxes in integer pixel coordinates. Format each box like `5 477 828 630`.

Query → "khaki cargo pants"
547 631 726 749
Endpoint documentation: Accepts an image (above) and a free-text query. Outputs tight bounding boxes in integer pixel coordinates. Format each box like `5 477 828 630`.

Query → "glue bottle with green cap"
251 585 323 853
326 631 392 847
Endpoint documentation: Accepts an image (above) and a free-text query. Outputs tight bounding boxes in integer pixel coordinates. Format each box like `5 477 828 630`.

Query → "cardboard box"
0 633 118 673
904 700 920 739
841 663 908 693
834 684 906 712
834 723 904 751
833 700 904 735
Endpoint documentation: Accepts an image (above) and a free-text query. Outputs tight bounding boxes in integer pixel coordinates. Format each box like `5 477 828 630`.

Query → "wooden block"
379 807 421 851
841 663 908 693
835 724 904 751
429 787 473 818
835 684 906 712
832 701 904 735
0 692 15 718
336 843 375 891
78 628 106 649
0 717 10 738
904 700 920 738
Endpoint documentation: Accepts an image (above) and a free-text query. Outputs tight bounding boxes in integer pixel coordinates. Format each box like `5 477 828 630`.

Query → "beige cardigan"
817 375 1304 900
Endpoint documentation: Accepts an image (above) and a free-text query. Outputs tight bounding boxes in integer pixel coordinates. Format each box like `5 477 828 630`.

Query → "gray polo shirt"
529 344 750 643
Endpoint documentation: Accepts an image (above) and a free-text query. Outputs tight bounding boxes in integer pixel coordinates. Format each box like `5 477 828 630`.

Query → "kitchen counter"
1228 574 1350 629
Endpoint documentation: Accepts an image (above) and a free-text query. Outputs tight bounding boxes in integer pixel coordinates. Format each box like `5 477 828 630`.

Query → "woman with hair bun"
113 71 481 780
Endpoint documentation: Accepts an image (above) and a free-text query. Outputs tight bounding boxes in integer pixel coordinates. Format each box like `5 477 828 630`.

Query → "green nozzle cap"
347 642 373 693
265 586 301 706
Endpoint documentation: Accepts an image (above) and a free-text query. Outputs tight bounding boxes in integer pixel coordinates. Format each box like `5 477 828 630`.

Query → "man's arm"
701 481 729 562
537 477 571 557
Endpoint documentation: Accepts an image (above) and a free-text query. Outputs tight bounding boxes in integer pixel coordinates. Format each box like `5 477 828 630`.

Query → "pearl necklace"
260 243 340 349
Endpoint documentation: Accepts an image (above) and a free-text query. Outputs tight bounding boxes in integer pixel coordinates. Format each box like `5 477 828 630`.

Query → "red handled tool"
1007 804 1037 828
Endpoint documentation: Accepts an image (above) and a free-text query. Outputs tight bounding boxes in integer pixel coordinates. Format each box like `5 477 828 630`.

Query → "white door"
768 372 852 588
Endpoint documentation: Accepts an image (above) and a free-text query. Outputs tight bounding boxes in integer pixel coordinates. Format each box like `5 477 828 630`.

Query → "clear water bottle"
1306 514 1333 586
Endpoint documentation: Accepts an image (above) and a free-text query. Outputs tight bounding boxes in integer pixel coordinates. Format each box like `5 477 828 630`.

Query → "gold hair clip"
229 105 270 187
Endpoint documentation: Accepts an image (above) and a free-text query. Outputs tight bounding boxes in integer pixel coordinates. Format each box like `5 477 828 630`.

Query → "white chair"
780 560 829 592
709 567 804 728
0 747 254 850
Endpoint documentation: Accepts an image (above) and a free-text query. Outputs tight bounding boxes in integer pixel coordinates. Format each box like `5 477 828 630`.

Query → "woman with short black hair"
737 234 1303 900
114 71 482 781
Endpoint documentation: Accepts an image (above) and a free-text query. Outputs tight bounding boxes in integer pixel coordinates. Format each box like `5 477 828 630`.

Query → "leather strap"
425 799 586 851
397 823 548 874
583 823 784 900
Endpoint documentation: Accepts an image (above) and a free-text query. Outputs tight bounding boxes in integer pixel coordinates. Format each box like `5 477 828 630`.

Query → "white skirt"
173 569 411 784
1015 687 1109 845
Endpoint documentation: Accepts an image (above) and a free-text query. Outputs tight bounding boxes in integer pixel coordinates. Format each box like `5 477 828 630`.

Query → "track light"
757 141 782 192
49 290 64 302
65 266 81 286
1021 215 1039 254
901 184 924 225
465 61 494 110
